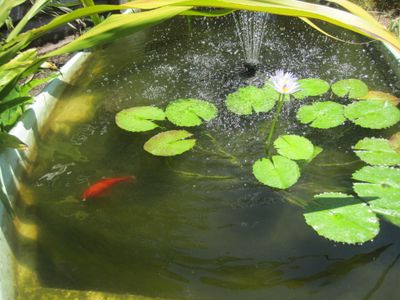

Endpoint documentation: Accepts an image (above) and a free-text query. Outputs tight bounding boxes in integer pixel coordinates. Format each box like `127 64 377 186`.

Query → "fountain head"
241 59 259 78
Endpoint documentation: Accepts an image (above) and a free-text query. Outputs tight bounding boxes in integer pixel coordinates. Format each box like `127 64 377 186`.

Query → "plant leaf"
225 86 276 115
332 79 368 98
165 99 217 127
0 132 27 150
252 155 300 189
274 134 314 160
143 130 196 156
292 78 330 99
304 192 379 244
344 100 400 129
352 166 400 189
353 137 400 166
115 106 165 132
358 91 399 106
297 101 345 129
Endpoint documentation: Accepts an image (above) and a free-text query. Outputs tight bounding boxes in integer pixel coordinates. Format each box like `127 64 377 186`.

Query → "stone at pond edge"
144 130 196 156
252 155 300 189
165 98 217 127
304 192 379 244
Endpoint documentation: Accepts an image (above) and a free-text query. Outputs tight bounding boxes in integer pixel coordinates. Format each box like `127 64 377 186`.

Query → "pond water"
17 14 400 299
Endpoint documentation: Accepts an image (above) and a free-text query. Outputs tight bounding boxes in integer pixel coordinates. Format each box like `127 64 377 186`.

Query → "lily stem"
266 93 285 157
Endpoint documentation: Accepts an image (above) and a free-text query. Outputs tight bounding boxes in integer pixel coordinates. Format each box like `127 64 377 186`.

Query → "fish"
82 176 135 201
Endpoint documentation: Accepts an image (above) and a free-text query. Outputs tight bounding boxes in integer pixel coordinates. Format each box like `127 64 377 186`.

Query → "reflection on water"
16 15 400 299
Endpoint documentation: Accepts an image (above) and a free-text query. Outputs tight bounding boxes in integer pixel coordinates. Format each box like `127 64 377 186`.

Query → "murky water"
17 15 400 299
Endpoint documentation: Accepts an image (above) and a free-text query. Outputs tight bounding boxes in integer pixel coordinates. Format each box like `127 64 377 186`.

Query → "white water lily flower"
270 69 301 94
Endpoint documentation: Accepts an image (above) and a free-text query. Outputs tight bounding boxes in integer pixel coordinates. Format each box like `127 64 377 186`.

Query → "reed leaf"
0 0 25 29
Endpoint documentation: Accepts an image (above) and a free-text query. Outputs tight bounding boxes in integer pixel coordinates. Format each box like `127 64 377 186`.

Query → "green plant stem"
165 160 234 179
266 93 285 157
203 133 241 166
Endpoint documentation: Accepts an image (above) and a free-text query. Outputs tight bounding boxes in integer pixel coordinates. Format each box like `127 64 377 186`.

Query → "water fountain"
233 10 270 75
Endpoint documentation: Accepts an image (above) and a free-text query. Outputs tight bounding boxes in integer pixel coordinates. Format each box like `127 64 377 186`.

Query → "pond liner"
0 38 399 298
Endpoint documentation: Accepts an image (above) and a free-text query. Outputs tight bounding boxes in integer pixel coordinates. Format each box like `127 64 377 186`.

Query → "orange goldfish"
82 176 135 201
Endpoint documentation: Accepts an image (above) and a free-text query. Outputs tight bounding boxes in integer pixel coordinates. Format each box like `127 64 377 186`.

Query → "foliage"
274 135 314 160
344 100 400 129
115 106 165 132
143 130 196 156
292 78 330 100
331 78 368 98
353 137 400 166
226 86 276 115
165 99 218 126
304 192 379 244
252 156 300 189
297 101 346 129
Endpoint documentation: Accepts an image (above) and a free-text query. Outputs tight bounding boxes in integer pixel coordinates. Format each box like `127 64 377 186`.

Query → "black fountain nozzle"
241 60 260 78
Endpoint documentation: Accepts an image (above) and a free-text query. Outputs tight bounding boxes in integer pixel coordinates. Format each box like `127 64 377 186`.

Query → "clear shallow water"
17 15 400 299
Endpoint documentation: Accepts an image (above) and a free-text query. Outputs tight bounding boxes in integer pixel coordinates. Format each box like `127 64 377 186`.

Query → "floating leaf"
252 155 300 189
358 91 399 106
331 79 368 98
353 137 400 166
225 86 276 115
292 78 330 99
297 101 345 129
274 135 314 160
304 192 379 244
263 83 290 102
115 106 165 132
0 132 27 150
344 100 400 129
144 130 196 156
165 99 217 126
389 132 400 153
308 146 323 163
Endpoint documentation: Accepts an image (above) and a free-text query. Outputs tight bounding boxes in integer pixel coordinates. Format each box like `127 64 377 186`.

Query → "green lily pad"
252 155 300 189
115 106 165 132
274 135 314 160
344 100 400 129
143 130 196 156
225 86 276 115
332 79 368 98
297 101 345 129
292 78 330 99
165 99 218 127
352 166 400 186
389 132 400 153
358 91 399 106
353 137 400 166
263 83 290 102
304 192 379 244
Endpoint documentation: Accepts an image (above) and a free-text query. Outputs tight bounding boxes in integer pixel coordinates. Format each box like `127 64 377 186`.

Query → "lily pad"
292 78 330 99
353 137 400 166
225 86 276 115
304 192 379 244
165 99 217 127
297 101 345 129
115 106 165 132
352 166 400 186
252 155 300 189
358 91 399 106
389 132 400 153
274 135 314 160
332 79 368 98
344 100 400 129
143 130 196 156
